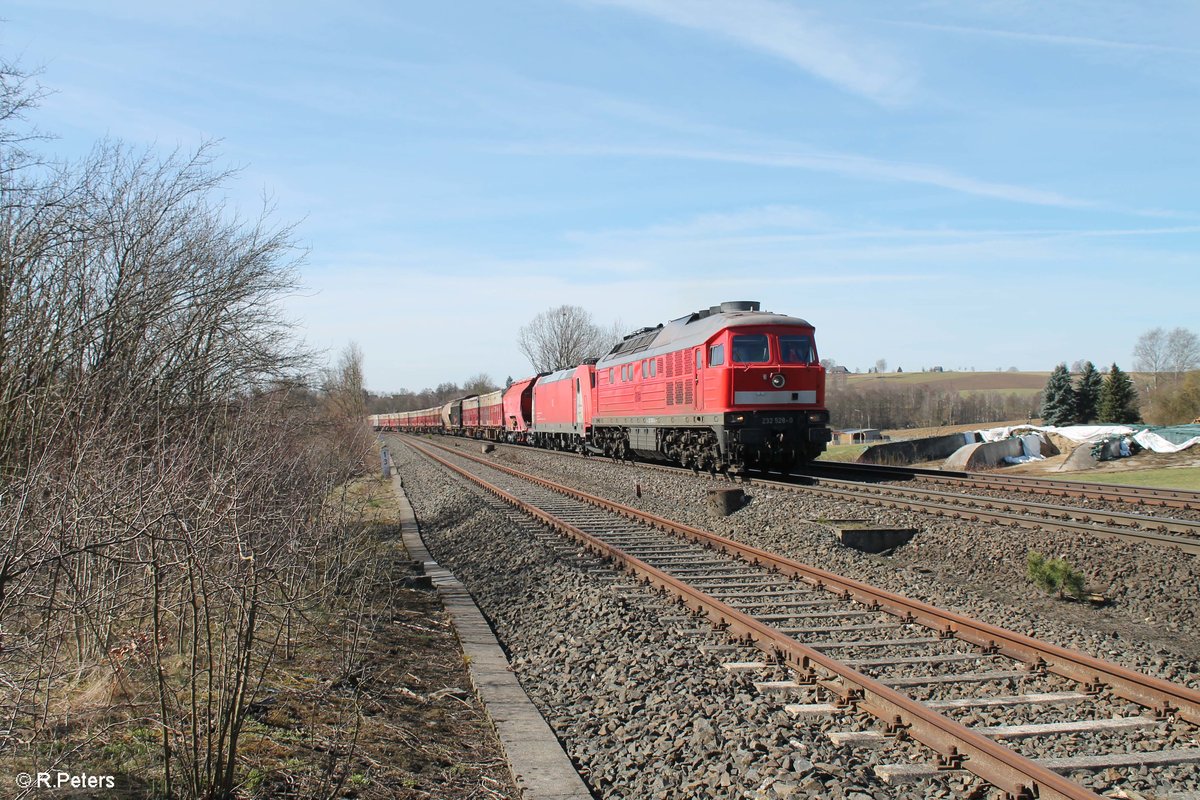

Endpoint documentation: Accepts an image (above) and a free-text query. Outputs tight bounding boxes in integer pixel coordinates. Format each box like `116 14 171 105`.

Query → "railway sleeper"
876 747 1200 785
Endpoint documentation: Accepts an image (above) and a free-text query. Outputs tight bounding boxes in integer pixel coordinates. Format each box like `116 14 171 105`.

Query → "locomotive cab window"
731 334 769 364
780 335 814 364
709 344 724 366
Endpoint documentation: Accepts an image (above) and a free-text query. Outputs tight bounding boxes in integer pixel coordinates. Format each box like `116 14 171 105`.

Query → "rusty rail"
406 437 1200 799
769 477 1200 552
804 462 1200 511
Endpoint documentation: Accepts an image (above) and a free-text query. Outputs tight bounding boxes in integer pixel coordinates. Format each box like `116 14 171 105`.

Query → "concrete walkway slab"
392 475 594 800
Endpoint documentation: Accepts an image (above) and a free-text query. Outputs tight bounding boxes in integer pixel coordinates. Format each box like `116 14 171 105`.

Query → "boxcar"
440 398 464 434
461 395 481 431
476 390 504 438
502 375 539 441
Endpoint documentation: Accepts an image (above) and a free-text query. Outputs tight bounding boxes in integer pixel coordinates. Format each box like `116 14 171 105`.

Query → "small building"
833 428 885 445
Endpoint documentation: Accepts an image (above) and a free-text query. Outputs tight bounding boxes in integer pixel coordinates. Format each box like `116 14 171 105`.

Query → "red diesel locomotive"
370 301 832 472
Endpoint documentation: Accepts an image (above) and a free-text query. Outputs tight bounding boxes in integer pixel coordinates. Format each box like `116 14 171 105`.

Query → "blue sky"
6 1 1199 391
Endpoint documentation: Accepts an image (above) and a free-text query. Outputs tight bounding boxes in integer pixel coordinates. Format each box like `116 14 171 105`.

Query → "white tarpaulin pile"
978 425 1200 454
1003 433 1047 464
1131 429 1199 454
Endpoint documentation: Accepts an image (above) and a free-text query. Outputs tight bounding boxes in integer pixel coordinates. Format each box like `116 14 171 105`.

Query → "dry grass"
5 477 517 800
231 476 517 799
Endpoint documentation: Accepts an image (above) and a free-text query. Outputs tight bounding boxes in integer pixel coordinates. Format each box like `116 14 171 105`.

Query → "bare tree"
874 358 888 374
1166 327 1200 381
1133 328 1168 389
463 372 498 395
324 341 367 419
0 57 50 179
517 304 619 373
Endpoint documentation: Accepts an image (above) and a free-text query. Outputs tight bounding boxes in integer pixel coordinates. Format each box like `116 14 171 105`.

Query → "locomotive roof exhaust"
681 300 765 327
714 300 760 313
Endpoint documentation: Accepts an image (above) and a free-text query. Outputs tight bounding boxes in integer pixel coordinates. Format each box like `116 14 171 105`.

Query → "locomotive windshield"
780 334 814 364
731 334 769 363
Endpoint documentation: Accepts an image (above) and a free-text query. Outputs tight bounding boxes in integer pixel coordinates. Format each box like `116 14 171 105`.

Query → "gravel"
392 436 1200 798
469 439 1200 673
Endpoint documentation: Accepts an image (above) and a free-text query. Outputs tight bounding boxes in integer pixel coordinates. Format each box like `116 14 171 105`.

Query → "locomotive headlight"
807 411 829 424
771 373 786 388
729 414 745 425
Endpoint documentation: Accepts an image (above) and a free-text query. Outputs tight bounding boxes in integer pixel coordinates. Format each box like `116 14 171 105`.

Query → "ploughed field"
392 434 1199 799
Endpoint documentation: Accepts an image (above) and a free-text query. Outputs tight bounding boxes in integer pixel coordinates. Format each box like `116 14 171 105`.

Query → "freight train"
371 301 833 472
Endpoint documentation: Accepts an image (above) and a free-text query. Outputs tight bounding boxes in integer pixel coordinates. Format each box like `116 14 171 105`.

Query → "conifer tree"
1039 363 1077 425
1098 364 1141 424
1074 361 1102 423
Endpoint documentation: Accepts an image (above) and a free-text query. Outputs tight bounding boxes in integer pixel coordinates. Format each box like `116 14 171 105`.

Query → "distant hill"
843 370 1050 397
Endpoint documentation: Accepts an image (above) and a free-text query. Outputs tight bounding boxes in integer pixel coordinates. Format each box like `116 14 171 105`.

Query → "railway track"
803 461 1200 512
768 471 1200 554
436 437 1200 554
402 435 1200 800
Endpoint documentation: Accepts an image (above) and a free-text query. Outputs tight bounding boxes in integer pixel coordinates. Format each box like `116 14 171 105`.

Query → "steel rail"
408 435 1200 729
782 476 1200 539
770 485 1200 554
405 438 1126 800
804 462 1200 511
630 455 1200 554
438 437 1200 553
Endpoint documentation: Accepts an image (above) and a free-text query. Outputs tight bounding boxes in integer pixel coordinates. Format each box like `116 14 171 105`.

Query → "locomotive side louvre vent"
657 357 664 376
666 355 675 379
685 354 693 375
666 381 675 405
684 381 693 405
675 381 684 405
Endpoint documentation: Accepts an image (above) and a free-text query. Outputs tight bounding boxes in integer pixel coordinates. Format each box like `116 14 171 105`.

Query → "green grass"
1056 467 1200 492
816 444 869 463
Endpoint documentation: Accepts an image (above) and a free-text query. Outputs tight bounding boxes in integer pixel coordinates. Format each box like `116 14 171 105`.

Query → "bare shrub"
1 62 372 798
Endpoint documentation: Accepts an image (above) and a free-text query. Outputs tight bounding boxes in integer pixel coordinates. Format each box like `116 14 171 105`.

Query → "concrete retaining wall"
857 432 977 465
1062 438 1124 471
943 438 1025 470
944 434 1060 471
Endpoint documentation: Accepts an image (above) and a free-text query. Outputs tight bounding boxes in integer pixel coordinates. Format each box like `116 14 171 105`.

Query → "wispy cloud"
568 205 830 243
586 0 915 106
886 19 1200 57
512 141 1092 208
570 213 1200 248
